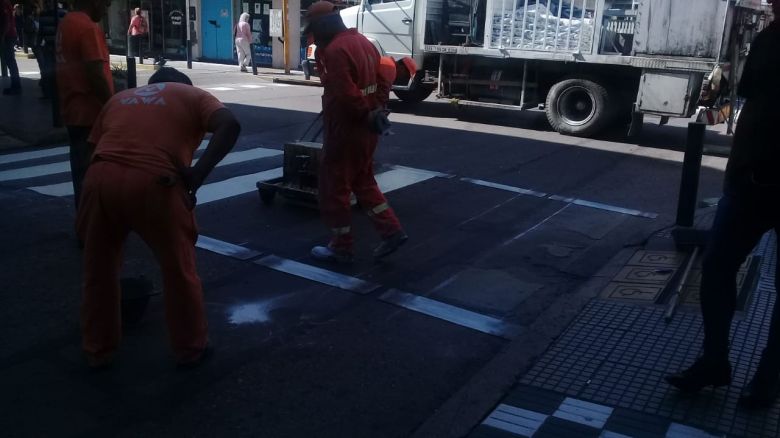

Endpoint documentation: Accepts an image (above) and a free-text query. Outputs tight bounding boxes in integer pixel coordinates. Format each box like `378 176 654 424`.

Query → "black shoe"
373 231 408 260
739 366 780 409
666 357 732 393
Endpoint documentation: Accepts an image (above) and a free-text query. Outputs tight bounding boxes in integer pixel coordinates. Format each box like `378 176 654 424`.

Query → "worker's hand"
180 166 205 194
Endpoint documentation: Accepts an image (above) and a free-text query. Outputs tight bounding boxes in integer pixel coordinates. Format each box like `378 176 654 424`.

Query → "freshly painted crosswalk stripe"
28 181 73 197
254 254 380 294
0 161 71 182
4 142 266 183
374 167 440 194
0 146 69 165
380 289 522 339
193 146 281 166
197 167 283 205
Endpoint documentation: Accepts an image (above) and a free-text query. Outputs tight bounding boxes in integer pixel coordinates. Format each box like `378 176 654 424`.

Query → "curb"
272 77 322 87
410 247 638 438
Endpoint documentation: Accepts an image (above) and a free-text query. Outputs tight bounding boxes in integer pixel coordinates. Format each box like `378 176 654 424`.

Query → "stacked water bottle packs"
490 1 595 52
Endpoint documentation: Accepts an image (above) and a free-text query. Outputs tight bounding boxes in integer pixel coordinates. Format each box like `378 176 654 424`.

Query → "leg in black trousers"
1 38 21 93
67 126 92 210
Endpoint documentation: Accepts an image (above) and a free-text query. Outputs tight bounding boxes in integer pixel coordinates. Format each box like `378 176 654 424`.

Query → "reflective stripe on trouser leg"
367 203 389 216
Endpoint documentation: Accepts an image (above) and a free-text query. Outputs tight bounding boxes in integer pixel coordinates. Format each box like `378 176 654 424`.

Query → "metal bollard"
251 43 258 75
126 56 137 89
676 122 706 227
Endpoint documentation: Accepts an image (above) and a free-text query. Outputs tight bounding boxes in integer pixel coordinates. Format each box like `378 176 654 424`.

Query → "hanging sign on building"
269 9 283 37
169 10 183 26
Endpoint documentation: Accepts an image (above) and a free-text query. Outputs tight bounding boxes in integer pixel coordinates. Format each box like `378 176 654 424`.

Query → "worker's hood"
239 12 250 23
310 13 346 48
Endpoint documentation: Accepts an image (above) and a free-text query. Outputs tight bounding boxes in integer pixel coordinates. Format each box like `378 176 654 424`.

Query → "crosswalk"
0 142 442 207
1 143 659 218
204 83 292 92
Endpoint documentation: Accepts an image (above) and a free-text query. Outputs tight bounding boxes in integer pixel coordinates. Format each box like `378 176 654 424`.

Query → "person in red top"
78 67 240 368
0 0 21 94
126 7 147 64
305 1 407 263
56 0 113 211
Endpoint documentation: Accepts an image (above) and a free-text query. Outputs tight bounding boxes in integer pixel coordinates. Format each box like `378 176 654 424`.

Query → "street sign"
270 9 283 37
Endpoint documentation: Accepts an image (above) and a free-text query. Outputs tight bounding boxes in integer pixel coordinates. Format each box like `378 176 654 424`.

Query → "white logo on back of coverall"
119 83 167 106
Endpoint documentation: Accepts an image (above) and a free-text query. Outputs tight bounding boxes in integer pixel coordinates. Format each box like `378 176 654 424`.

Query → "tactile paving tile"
514 234 780 438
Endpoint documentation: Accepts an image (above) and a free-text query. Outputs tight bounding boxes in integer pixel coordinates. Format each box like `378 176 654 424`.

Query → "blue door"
201 0 234 61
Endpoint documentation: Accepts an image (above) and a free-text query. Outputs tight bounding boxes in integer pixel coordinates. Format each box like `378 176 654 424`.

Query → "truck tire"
394 74 434 103
545 78 614 137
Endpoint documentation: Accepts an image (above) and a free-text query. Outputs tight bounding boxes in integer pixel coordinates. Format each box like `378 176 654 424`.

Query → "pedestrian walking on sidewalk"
0 0 21 94
305 1 407 264
127 7 146 64
235 12 251 72
666 0 780 410
56 0 114 210
35 0 62 99
77 67 240 369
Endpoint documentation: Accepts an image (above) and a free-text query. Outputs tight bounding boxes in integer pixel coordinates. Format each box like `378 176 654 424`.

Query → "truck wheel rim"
558 86 596 127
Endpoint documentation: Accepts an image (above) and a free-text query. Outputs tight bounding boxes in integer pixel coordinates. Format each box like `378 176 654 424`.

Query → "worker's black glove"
178 167 204 210
368 108 392 135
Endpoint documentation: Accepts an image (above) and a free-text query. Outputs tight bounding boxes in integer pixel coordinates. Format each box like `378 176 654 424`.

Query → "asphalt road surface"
0 59 732 437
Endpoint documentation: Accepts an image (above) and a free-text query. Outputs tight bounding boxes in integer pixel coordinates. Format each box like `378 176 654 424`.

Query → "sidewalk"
465 231 778 437
0 66 66 149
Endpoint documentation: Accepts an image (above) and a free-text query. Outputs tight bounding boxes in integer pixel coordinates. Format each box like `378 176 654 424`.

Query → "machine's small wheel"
259 187 276 205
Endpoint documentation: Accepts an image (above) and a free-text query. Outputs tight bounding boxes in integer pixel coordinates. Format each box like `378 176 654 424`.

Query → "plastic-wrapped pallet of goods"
491 2 594 52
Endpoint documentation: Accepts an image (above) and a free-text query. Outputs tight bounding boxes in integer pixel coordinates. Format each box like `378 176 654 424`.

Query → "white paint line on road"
0 161 70 182
191 234 519 339
380 289 522 339
461 177 547 198
197 167 282 205
193 146 281 166
0 146 69 165
239 84 266 89
19 71 40 76
375 167 439 194
254 254 381 294
28 181 72 197
206 87 237 91
196 235 263 260
547 195 659 219
461 177 659 219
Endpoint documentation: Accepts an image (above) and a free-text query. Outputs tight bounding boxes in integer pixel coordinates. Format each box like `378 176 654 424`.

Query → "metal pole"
282 0 290 74
186 0 192 68
676 122 706 227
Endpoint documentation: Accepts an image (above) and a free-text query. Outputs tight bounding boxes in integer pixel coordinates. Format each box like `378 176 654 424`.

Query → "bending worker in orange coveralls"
77 68 240 368
305 1 407 263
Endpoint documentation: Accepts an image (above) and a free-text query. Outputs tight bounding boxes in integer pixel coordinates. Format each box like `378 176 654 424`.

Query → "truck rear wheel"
545 78 613 137
394 74 434 103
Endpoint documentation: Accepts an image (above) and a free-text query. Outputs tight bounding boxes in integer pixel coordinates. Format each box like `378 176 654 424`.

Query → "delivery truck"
305 0 771 137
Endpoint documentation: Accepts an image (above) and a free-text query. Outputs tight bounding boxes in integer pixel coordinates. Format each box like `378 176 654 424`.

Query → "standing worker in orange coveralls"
305 1 407 264
56 0 114 210
77 68 240 368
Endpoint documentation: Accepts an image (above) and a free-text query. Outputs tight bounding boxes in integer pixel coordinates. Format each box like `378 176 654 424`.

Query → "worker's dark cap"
303 1 338 34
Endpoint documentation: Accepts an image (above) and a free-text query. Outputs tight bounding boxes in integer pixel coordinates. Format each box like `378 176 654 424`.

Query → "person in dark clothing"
666 1 780 409
0 0 21 94
36 0 64 99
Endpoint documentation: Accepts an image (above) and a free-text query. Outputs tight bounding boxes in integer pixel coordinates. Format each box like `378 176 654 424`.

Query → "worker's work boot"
666 356 732 393
311 245 354 264
373 231 408 260
739 357 780 409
